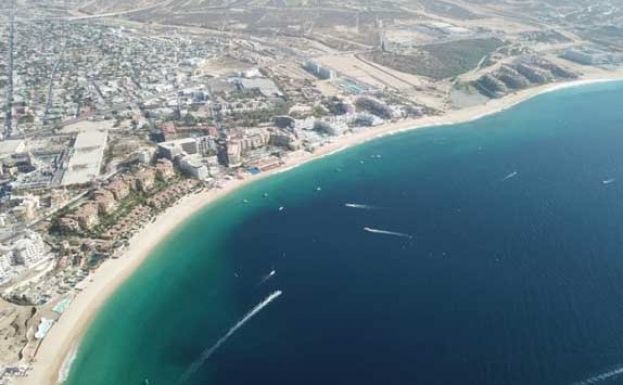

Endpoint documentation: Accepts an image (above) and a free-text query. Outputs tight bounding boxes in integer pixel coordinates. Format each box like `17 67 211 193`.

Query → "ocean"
65 81 623 385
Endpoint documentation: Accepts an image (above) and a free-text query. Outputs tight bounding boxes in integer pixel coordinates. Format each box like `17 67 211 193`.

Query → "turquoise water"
66 82 623 385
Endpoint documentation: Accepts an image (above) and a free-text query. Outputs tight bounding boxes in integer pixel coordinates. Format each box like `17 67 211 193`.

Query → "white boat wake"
501 170 518 181
257 269 276 286
177 291 283 384
571 365 623 385
363 227 412 239
602 178 616 185
345 203 378 210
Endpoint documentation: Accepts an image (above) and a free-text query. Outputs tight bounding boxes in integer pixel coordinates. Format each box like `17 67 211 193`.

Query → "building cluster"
0 230 50 284
0 22 220 137
56 161 175 233
0 3 594 320
0 0 621 381
0 364 30 385
561 47 623 66
473 56 578 98
157 136 219 179
156 125 300 175
0 18 416 315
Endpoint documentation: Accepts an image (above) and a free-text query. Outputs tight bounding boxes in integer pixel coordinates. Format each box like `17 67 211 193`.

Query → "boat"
143 379 150 385
502 170 518 181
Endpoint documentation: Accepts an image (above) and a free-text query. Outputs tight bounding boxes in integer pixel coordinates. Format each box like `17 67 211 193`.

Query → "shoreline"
16 73 623 385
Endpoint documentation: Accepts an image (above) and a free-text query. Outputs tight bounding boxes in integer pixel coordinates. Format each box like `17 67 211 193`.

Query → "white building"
0 253 12 284
11 230 48 267
303 60 335 80
179 154 209 180
238 78 282 97
0 230 49 283
0 140 26 161
10 194 40 222
62 130 108 186
158 136 217 160
239 128 270 152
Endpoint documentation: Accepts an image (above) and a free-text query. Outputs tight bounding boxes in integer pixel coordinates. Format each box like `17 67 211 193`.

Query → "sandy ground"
315 53 426 91
16 72 623 385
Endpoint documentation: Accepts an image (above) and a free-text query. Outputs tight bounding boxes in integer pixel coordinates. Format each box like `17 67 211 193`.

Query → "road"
3 0 15 138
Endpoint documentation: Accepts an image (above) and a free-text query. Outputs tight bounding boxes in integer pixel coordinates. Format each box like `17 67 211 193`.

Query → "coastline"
17 73 623 385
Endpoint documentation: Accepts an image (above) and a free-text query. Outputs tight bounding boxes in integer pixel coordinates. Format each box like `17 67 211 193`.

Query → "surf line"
571 365 623 385
363 227 413 239
177 290 283 384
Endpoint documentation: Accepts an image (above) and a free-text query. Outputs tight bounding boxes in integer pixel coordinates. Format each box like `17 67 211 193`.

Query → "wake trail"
257 269 276 286
345 203 378 210
571 365 623 385
501 170 518 181
177 291 283 384
363 227 412 239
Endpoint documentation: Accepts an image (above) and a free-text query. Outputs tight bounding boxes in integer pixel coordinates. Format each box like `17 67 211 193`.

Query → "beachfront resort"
0 0 622 383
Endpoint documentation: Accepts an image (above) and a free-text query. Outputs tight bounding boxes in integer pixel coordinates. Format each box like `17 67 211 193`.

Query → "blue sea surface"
66 82 623 385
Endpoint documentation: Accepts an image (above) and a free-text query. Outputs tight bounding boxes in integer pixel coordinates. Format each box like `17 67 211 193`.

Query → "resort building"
92 189 117 215
106 177 131 201
270 130 301 150
238 128 270 152
10 231 48 267
74 203 100 230
179 154 209 180
134 168 156 192
155 159 176 181
57 217 81 233
10 195 40 222
226 141 242 167
0 253 12 284
157 136 218 160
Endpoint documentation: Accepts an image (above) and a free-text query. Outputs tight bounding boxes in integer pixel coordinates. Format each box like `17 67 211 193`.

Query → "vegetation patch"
365 38 505 80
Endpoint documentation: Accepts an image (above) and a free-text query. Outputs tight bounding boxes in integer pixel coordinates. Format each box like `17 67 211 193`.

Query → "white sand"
16 73 623 385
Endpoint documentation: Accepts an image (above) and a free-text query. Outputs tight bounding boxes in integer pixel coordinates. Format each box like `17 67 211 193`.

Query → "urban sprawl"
0 0 622 383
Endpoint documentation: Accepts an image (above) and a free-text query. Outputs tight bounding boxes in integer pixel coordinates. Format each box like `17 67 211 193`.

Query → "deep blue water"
66 81 623 385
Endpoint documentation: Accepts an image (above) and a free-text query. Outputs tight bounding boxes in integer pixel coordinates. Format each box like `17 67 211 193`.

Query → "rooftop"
62 130 108 186
0 140 26 158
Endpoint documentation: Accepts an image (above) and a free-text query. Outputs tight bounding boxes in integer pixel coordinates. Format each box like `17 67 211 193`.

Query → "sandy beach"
16 72 623 385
